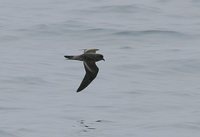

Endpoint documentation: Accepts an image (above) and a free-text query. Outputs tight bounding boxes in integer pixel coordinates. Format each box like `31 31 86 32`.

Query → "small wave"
158 58 200 74
17 22 94 37
119 46 133 49
81 28 115 35
114 30 187 37
18 24 64 36
80 4 160 14
16 23 188 39
0 130 17 137
3 76 49 86
0 35 20 42
95 5 139 13
0 107 24 111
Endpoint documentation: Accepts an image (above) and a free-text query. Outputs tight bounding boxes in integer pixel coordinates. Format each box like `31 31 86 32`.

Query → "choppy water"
1 0 200 137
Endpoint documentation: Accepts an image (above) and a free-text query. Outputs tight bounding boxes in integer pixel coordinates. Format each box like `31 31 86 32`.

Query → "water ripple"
113 30 187 37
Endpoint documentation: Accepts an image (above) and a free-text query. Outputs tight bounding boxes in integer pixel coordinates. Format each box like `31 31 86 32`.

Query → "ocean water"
1 0 200 137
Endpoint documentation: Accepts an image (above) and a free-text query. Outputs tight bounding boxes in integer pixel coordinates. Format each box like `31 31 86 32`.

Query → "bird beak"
102 58 105 61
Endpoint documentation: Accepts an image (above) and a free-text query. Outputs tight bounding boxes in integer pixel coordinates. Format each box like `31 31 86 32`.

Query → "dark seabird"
64 49 105 92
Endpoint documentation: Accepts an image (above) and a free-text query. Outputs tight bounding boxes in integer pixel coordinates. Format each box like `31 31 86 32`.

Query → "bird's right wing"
77 61 99 92
83 49 99 54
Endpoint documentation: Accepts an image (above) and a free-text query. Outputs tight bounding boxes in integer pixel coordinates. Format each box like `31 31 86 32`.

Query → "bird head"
99 54 105 61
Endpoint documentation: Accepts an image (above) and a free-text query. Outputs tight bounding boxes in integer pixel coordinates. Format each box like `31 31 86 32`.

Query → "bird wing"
83 49 99 54
77 61 99 92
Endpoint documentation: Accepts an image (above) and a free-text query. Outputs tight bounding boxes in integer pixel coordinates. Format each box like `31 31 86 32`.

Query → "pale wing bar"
84 49 99 54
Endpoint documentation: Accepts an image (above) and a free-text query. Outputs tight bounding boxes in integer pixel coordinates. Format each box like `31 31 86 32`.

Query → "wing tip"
76 88 83 92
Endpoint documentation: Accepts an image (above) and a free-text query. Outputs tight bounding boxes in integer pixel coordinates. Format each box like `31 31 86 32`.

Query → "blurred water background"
1 0 200 137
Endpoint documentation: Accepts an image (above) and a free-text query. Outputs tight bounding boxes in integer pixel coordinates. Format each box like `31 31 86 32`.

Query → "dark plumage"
64 49 105 92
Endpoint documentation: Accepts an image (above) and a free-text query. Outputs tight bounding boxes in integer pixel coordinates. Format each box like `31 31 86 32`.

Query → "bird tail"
64 55 74 60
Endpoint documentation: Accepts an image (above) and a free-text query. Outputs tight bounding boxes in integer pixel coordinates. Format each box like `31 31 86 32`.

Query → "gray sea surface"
1 0 200 137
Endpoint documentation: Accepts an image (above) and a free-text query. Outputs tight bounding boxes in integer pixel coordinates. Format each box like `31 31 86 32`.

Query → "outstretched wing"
77 61 99 92
83 49 99 54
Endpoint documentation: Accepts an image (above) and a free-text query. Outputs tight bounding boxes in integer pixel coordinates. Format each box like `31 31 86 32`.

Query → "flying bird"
64 49 105 92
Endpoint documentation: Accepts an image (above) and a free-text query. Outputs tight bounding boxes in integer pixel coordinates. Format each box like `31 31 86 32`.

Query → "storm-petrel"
64 49 105 92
